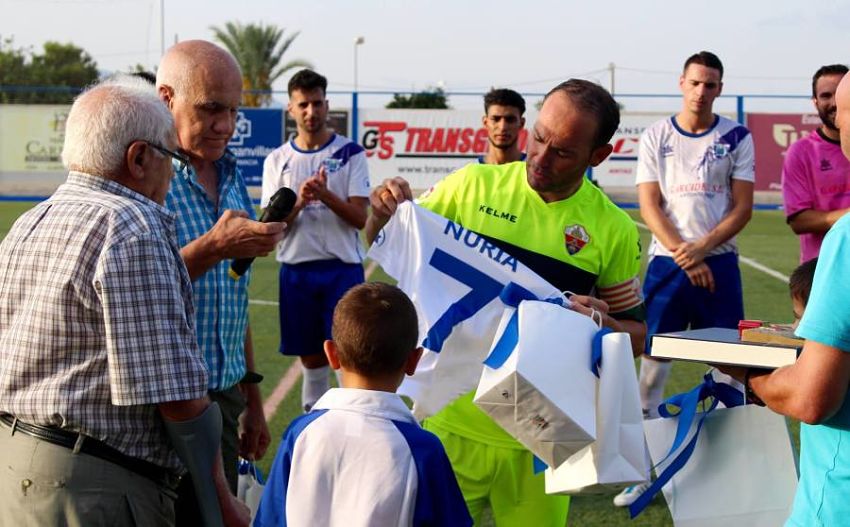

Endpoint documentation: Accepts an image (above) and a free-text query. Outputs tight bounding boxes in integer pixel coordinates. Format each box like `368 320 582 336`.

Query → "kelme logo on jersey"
564 224 590 255
477 204 518 223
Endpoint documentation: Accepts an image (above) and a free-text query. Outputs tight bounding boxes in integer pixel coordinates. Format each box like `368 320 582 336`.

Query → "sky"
2 0 849 111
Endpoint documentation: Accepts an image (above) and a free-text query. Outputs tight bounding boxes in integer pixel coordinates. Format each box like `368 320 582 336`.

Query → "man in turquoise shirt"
721 71 850 526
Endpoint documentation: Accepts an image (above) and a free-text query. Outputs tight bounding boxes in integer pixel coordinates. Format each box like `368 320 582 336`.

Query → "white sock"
301 365 330 412
639 358 672 419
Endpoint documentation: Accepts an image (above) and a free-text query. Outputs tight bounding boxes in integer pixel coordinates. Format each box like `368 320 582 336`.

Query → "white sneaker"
612 481 652 507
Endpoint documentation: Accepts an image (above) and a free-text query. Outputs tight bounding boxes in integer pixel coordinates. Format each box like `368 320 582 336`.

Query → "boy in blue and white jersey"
255 283 472 527
262 69 371 413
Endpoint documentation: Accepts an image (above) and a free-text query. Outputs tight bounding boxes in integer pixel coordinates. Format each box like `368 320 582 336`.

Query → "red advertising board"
746 113 822 191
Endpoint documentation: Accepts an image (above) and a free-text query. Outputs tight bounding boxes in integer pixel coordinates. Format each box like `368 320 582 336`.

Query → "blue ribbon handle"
237 458 265 484
654 374 744 467
590 327 613 377
629 373 745 518
532 455 548 475
481 282 563 369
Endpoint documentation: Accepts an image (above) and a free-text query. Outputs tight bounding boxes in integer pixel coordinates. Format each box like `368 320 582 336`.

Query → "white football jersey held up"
261 134 371 264
367 202 562 418
635 115 755 257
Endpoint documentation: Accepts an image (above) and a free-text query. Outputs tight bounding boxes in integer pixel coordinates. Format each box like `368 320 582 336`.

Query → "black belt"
0 414 180 490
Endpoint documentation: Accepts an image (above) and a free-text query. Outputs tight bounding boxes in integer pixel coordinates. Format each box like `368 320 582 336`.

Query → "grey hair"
61 74 174 176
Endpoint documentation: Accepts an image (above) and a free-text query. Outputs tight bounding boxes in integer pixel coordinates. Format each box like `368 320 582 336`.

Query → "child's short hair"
789 257 818 306
332 282 419 376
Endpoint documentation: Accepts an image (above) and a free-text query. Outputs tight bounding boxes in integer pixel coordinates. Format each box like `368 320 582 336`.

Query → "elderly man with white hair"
0 78 249 527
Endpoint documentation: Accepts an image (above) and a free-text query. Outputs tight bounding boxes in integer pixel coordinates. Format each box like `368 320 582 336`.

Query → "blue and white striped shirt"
165 151 254 391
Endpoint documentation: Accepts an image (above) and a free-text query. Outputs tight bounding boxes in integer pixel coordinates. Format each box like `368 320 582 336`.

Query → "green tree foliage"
0 39 98 104
211 22 312 107
0 40 27 95
385 88 450 109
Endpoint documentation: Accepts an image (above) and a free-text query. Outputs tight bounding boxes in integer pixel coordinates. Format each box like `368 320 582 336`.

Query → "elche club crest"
564 224 590 255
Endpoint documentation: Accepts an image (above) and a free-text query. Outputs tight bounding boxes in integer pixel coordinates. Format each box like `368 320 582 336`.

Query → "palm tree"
211 22 313 107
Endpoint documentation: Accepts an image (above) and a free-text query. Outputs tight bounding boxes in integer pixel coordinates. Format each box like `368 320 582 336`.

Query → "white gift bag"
473 298 599 468
545 331 649 494
637 380 798 526
237 458 265 521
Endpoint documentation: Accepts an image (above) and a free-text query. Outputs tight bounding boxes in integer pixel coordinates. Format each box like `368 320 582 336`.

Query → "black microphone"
229 186 296 280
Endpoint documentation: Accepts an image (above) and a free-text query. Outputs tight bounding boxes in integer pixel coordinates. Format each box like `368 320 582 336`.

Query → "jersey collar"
313 388 417 424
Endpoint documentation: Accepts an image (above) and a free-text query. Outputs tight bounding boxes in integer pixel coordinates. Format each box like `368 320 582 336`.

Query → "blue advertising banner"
228 108 283 186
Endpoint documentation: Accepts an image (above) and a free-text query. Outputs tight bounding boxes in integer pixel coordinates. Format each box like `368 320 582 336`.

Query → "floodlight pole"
353 36 365 144
353 36 365 93
160 0 165 58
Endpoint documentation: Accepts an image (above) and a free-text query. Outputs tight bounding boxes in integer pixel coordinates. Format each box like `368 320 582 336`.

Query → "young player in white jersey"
261 69 370 412
615 51 755 507
255 283 472 527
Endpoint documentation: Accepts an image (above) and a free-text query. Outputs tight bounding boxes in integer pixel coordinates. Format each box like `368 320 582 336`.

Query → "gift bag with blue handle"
473 283 599 469
545 329 650 494
237 457 265 521
633 373 798 526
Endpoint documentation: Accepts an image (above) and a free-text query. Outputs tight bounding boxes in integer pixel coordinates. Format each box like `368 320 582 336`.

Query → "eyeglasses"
146 142 190 172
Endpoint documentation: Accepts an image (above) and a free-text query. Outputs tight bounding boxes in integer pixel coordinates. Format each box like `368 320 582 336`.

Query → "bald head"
157 40 243 162
835 73 850 161
157 40 241 98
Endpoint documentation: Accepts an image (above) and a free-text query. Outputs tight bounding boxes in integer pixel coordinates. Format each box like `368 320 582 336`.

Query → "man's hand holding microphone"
228 187 297 279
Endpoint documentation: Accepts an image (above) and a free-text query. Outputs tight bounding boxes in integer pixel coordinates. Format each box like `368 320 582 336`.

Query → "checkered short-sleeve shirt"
0 172 208 469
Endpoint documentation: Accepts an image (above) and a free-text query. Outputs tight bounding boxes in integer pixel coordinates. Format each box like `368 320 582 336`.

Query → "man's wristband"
744 368 766 406
239 370 264 384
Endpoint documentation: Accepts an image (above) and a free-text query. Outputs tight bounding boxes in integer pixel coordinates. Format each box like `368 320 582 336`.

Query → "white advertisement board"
592 113 669 187
357 109 669 190
359 109 529 190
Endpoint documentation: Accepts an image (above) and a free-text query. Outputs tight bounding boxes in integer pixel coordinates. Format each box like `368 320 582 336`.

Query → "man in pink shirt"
783 64 850 263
